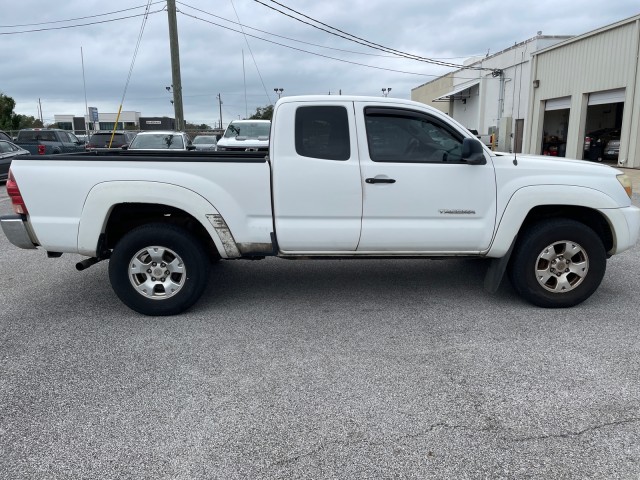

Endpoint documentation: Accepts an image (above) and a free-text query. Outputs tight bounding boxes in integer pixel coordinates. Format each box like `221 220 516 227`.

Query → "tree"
248 105 273 120
0 92 41 130
16 114 42 129
0 93 16 130
184 121 212 131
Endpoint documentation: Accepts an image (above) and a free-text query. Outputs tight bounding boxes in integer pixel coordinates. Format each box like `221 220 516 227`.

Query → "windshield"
129 133 185 149
17 131 57 142
88 133 128 146
193 136 217 144
224 122 270 139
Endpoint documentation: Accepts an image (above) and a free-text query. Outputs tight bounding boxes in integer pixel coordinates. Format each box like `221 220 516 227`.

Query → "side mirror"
121 145 129 150
186 145 196 151
461 137 486 165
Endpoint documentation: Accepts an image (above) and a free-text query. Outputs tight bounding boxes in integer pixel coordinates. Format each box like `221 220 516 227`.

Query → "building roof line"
532 13 640 57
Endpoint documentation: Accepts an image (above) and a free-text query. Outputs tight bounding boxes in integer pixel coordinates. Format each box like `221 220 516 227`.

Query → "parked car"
0 130 12 142
125 131 194 151
604 137 620 160
191 135 218 151
86 131 137 150
216 120 270 152
584 128 620 161
0 140 29 182
14 128 85 155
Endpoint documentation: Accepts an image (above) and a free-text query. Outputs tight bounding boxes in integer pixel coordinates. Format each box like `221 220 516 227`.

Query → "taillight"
37 145 46 155
6 170 28 215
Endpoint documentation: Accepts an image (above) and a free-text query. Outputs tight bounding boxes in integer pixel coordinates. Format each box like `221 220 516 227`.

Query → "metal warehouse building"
525 14 640 168
411 34 570 153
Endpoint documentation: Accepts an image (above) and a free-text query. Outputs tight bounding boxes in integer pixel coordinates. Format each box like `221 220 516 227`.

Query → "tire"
108 223 211 316
508 219 606 308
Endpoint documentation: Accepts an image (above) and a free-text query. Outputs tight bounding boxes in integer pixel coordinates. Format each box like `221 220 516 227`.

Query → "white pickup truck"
2 96 639 315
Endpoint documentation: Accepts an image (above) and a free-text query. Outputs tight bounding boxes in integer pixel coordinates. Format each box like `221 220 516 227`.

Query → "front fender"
488 185 622 257
77 181 234 258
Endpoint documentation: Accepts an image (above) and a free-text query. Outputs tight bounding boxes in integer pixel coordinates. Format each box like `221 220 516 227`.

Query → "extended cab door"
354 103 497 253
271 101 362 252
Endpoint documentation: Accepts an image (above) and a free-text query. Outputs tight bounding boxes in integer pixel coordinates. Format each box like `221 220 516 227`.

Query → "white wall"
446 36 569 152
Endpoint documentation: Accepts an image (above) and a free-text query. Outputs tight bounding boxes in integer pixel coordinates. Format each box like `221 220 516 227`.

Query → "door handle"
365 177 396 184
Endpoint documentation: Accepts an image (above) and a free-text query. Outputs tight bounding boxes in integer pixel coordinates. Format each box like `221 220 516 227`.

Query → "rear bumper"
0 215 38 249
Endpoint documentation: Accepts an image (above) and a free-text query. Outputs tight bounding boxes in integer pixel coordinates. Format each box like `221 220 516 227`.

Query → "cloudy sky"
1 0 638 128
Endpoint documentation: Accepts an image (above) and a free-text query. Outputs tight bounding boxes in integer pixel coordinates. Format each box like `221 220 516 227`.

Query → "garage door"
545 96 571 111
588 88 625 106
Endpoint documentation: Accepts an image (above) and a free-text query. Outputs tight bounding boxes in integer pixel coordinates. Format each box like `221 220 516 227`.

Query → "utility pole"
217 93 222 129
166 0 184 131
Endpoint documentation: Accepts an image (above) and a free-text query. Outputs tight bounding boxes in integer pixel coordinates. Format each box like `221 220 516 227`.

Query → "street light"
274 88 284 99
382 87 392 97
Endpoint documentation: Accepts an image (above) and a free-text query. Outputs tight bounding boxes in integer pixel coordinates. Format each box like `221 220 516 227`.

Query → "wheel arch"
488 186 620 257
77 181 237 259
519 205 613 252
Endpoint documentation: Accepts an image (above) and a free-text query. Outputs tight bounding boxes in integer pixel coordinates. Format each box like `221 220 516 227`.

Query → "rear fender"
78 181 238 258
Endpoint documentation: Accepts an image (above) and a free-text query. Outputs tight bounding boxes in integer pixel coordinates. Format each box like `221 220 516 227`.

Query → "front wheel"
108 223 211 316
508 219 606 308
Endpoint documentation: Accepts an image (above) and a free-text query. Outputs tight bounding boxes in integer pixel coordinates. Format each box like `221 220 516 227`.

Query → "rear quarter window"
294 106 350 161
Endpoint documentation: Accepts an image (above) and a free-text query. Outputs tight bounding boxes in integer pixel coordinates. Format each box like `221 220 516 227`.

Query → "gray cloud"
2 0 638 126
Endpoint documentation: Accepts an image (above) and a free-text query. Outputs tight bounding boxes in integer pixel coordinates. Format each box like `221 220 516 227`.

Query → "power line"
254 0 493 72
229 0 272 105
0 9 164 35
179 11 488 80
178 2 484 61
119 1 153 106
176 1 394 59
0 2 164 28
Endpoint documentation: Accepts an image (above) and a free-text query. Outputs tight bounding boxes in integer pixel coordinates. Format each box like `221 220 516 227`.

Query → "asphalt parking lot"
1 173 639 479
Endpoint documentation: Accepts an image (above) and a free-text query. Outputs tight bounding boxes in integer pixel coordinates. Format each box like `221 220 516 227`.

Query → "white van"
216 120 270 152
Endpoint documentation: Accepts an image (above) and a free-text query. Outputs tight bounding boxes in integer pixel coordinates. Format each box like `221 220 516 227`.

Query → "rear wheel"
108 223 210 316
508 219 606 308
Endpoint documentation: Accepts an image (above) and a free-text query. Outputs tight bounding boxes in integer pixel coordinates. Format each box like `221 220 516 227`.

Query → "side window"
36 131 56 142
57 131 70 143
68 133 80 143
364 108 464 163
295 106 350 161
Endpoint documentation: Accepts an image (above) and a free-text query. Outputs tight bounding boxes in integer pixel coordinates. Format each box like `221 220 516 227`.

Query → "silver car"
126 131 195 151
192 135 218 151
0 140 29 182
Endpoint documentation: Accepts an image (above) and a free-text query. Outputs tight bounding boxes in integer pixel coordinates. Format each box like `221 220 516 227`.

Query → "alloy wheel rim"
128 246 186 300
535 240 589 293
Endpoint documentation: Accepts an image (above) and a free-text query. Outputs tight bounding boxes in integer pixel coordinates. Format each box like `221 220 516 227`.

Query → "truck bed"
9 150 273 254
29 150 268 162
